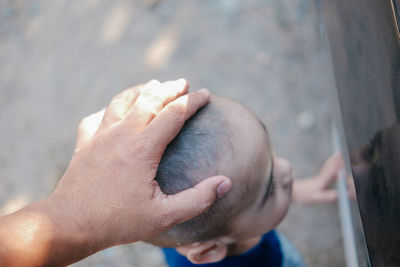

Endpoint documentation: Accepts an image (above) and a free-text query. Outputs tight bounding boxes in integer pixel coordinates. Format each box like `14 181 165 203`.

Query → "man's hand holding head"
0 79 232 267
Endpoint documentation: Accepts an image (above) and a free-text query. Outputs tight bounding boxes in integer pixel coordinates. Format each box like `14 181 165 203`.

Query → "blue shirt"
162 231 283 267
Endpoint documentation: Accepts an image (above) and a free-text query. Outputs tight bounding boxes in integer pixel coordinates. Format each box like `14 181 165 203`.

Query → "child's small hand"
292 152 343 204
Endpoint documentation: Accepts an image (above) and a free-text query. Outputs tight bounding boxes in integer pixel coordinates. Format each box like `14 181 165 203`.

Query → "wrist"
41 193 100 263
291 178 312 204
0 196 99 266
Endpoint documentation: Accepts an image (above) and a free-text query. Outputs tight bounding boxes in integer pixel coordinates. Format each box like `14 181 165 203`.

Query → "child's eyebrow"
259 158 274 208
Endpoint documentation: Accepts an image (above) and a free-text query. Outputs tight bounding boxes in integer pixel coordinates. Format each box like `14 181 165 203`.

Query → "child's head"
147 95 293 263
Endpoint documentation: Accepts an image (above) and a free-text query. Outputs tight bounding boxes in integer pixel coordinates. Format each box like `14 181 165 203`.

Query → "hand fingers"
346 174 357 199
101 86 142 128
76 109 106 150
159 176 232 230
125 79 189 129
319 152 343 188
146 89 211 154
321 152 343 174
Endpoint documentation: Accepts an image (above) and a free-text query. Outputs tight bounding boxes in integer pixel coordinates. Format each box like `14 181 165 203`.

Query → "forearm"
0 197 97 267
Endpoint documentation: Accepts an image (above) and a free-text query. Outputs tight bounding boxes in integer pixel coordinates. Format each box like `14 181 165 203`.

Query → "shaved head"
146 96 270 247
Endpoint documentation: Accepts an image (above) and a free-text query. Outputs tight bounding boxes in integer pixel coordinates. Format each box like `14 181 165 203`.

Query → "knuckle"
160 208 179 231
167 103 186 118
162 216 176 231
78 117 89 131
146 79 161 89
107 109 122 122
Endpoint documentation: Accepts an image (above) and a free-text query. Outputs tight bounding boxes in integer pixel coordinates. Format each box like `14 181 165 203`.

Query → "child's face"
227 152 293 242
221 100 294 243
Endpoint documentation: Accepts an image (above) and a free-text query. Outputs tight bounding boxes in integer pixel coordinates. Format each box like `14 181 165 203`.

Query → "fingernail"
217 180 232 199
198 88 210 97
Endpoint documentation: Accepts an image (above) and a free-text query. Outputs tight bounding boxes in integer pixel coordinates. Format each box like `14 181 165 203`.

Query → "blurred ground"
0 0 344 266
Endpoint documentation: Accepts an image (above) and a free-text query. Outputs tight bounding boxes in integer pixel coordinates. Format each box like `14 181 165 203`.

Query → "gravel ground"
0 0 344 266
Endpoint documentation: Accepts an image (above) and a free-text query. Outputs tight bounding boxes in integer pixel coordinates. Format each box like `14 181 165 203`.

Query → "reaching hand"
292 152 343 204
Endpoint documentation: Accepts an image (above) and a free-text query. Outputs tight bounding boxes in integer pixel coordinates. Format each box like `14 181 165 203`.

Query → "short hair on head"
147 97 271 247
147 101 240 247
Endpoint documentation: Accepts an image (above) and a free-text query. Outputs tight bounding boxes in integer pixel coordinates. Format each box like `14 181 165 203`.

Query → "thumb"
161 176 232 228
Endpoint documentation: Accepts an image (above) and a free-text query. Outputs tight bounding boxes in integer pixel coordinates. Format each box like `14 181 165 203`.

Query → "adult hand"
292 152 343 204
0 79 232 267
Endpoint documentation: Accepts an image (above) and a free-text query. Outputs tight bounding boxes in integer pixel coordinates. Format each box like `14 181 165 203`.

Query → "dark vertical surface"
323 0 400 266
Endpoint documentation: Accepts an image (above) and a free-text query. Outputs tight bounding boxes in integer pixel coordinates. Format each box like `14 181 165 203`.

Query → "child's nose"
275 157 293 187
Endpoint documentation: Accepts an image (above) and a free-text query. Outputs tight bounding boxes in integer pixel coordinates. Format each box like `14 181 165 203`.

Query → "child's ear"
184 241 228 264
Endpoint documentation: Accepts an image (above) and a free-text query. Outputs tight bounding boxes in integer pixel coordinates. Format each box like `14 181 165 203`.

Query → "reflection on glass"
350 125 400 266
